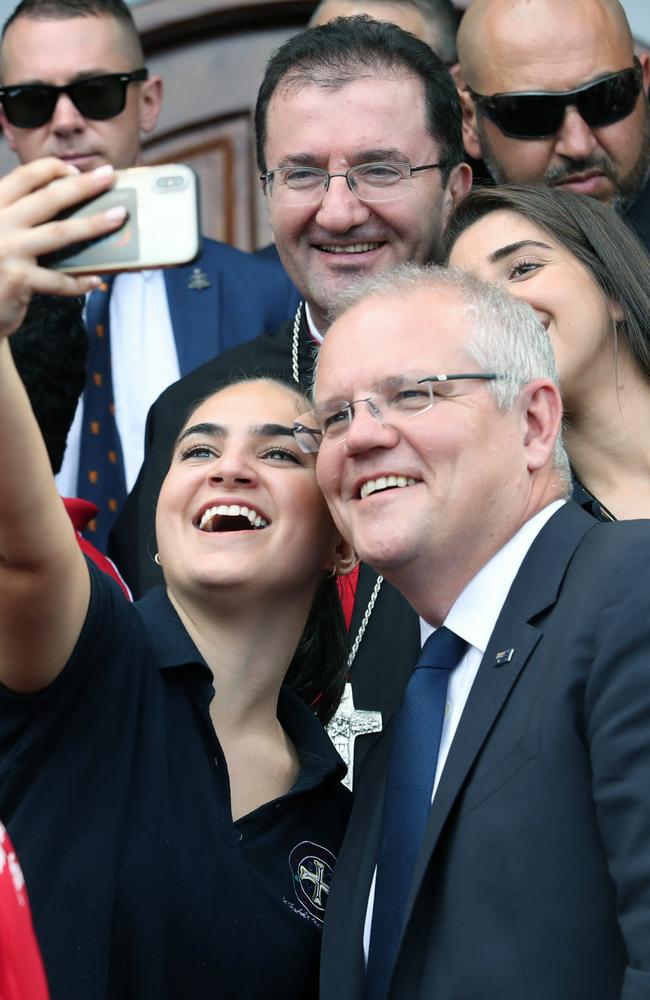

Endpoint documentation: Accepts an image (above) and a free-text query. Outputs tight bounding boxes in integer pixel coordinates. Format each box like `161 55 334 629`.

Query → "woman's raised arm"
0 158 126 693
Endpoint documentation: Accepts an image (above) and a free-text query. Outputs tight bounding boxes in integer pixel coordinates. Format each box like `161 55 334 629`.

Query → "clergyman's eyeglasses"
0 69 149 129
260 160 446 206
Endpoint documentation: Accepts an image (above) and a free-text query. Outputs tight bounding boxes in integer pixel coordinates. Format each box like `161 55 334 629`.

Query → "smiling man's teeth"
318 242 381 254
198 504 268 531
360 475 418 499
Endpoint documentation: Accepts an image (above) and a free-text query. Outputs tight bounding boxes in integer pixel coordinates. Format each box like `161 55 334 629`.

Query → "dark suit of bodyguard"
313 266 650 999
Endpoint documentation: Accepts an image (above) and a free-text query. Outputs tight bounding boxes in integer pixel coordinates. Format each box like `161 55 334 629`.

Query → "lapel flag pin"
187 267 210 291
494 648 515 666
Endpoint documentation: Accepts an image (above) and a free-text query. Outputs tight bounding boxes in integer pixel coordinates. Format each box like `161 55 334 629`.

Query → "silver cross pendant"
327 682 382 791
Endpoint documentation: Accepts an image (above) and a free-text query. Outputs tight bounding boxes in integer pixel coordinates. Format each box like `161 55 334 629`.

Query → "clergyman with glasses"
109 16 472 787
311 263 650 1000
458 0 650 246
0 0 298 552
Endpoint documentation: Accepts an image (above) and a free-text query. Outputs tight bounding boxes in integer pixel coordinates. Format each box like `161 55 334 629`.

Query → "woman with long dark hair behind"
0 159 355 1000
446 183 650 521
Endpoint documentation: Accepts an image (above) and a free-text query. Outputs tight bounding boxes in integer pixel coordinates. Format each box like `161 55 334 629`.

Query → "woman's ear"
608 297 625 324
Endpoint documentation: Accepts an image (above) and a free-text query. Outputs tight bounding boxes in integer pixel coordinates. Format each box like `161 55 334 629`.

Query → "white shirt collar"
420 499 566 651
304 301 324 343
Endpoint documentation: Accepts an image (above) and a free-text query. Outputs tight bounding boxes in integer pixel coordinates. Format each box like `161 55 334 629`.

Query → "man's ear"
330 535 358 577
442 160 473 227
459 85 483 161
138 74 163 135
639 49 650 94
0 107 18 153
519 379 563 473
448 62 462 88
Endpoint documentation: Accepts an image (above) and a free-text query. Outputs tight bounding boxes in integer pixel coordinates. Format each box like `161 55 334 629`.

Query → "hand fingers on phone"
0 158 75 211
24 203 127 261
0 160 116 230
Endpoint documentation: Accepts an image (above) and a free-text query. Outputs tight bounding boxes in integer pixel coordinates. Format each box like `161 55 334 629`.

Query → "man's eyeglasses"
293 373 501 454
0 69 149 128
467 60 644 140
260 160 446 206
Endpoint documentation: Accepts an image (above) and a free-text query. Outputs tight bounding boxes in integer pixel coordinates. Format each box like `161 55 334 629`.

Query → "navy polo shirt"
0 562 351 1000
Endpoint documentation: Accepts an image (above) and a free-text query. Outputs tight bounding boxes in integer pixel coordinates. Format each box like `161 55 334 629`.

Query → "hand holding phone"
39 164 202 274
0 157 121 341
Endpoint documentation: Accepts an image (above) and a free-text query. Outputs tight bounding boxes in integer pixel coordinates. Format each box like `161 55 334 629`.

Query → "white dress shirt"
363 498 566 957
55 270 180 497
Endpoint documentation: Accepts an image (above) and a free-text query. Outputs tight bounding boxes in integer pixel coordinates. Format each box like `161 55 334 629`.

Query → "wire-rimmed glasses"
260 160 446 206
293 373 501 453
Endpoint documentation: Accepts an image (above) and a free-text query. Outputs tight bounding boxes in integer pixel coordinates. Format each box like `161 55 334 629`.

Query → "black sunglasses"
468 60 644 140
0 68 148 129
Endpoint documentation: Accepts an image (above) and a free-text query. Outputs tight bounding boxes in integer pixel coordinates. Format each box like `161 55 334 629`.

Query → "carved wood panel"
143 114 257 249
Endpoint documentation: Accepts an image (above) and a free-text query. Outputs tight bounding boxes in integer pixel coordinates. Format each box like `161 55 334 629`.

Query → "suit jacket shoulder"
323 504 650 1000
162 236 300 376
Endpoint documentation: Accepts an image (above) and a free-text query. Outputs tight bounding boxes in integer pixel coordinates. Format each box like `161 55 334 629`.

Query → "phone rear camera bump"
155 174 187 192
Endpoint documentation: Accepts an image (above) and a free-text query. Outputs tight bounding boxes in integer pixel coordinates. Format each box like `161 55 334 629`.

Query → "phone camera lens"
155 175 186 191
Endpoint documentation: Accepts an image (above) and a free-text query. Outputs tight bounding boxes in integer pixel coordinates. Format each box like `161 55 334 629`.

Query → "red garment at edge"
337 565 359 631
63 497 132 600
0 824 50 1000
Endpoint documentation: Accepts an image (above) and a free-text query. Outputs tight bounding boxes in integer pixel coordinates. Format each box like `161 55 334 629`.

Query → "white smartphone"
41 163 202 273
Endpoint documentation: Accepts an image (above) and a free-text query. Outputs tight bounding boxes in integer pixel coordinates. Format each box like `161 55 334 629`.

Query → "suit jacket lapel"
164 262 221 376
401 502 598 928
321 722 393 998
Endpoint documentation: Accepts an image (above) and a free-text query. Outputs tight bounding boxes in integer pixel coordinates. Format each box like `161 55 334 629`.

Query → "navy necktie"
365 626 468 1000
76 277 126 553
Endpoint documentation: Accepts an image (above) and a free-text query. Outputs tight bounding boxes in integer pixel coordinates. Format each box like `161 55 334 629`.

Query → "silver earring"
154 552 162 566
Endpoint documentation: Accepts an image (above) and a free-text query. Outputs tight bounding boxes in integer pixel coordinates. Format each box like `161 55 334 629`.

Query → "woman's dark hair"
445 183 650 380
284 574 348 725
175 375 348 726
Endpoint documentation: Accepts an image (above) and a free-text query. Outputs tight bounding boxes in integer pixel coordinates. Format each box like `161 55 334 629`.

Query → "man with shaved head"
458 0 650 243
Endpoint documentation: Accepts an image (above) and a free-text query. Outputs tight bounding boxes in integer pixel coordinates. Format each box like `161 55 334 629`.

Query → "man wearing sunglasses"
0 0 298 552
457 0 650 243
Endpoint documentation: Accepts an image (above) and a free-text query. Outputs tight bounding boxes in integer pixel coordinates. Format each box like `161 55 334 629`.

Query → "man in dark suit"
311 264 650 999
0 0 297 549
109 18 472 783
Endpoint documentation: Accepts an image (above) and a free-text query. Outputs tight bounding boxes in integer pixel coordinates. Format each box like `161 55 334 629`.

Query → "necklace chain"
291 301 301 385
291 299 383 673
346 573 383 669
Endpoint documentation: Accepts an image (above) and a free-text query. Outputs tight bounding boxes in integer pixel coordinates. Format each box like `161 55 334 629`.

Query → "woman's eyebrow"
489 239 552 263
173 421 296 450
253 423 296 438
174 422 226 448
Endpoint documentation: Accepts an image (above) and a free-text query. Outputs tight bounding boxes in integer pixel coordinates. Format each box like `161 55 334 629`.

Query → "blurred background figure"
310 0 459 68
456 0 650 247
0 822 49 1000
